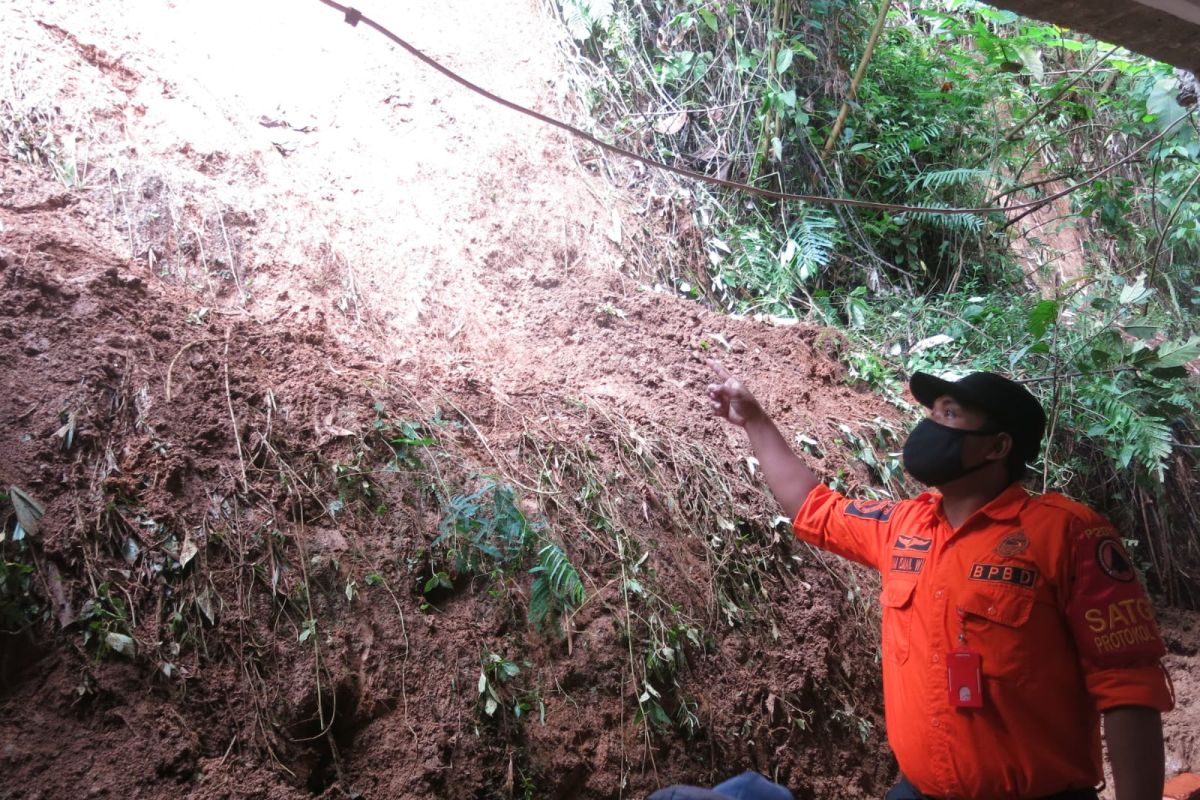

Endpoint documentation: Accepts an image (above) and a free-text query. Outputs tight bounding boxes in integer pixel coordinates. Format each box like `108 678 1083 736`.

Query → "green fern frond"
560 0 613 41
894 209 984 234
528 541 586 630
1091 392 1173 479
875 122 943 168
529 575 553 628
785 210 837 283
906 167 995 194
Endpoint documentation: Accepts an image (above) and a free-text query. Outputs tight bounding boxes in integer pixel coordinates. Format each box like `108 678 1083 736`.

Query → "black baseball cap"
909 371 1046 463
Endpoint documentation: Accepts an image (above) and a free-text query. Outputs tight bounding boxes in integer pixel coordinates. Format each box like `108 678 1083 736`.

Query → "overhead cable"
316 0 1187 217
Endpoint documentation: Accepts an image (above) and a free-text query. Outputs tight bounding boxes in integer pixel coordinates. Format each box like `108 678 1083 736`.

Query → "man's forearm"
743 414 820 521
1104 706 1164 800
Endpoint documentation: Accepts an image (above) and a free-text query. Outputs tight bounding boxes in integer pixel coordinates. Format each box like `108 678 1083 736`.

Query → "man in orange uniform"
705 363 1173 800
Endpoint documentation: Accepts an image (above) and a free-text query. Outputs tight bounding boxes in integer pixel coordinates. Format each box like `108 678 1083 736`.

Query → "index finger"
707 359 732 382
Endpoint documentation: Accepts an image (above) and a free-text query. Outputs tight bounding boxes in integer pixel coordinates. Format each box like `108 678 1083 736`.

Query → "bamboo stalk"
823 0 893 156
753 0 788 178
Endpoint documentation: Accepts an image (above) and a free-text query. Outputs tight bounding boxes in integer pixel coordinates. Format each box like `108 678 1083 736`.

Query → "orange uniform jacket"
793 483 1173 800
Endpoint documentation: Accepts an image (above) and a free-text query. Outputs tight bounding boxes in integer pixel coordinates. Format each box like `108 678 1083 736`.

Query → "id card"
947 649 983 709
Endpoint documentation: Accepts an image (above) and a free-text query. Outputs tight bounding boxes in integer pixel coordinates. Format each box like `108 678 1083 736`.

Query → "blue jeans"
649 771 795 800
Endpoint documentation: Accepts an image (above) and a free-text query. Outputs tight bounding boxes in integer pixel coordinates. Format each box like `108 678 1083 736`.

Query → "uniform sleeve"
1062 512 1174 712
791 484 896 571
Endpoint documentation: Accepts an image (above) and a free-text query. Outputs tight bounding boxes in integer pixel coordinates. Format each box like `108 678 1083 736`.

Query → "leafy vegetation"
1 48 89 187
0 551 38 632
1 490 43 633
477 650 525 719
424 477 589 632
560 0 1200 604
528 541 586 631
80 582 133 654
434 480 535 576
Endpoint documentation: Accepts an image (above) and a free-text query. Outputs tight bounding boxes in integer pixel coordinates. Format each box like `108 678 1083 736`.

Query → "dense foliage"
559 0 1200 605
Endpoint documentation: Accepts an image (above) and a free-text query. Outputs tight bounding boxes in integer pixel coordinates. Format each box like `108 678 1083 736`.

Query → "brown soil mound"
1 0 1196 798
0 145 893 798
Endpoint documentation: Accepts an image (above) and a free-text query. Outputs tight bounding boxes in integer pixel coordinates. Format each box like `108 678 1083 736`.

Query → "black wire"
315 0 1188 217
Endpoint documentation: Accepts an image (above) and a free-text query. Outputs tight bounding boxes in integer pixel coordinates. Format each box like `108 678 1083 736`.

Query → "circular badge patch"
1096 538 1135 583
995 531 1030 557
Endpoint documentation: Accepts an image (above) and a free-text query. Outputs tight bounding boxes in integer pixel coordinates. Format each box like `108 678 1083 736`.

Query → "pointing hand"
706 360 763 428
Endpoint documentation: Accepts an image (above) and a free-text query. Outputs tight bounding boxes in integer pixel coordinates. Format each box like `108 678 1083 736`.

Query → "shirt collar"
977 482 1031 522
922 482 1031 524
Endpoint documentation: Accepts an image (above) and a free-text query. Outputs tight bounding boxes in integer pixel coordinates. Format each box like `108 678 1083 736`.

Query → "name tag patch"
891 555 926 574
969 562 1037 588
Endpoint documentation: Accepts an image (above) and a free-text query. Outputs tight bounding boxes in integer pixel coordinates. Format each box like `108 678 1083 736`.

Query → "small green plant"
477 651 522 718
635 615 704 737
528 541 586 631
330 406 446 521
79 582 133 656
430 481 590 636
559 0 614 43
0 554 38 631
675 695 702 739
371 403 440 471
635 681 673 732
845 350 897 394
0 491 40 630
831 708 874 743
595 301 627 320
434 480 534 576
422 570 452 596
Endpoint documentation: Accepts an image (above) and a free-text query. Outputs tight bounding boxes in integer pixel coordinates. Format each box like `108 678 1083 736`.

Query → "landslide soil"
0 1 1196 798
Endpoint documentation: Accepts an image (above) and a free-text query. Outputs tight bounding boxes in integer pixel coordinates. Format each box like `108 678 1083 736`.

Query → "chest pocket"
957 587 1036 682
880 581 917 665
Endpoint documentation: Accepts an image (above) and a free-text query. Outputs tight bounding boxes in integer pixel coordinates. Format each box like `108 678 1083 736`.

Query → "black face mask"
902 418 1000 487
